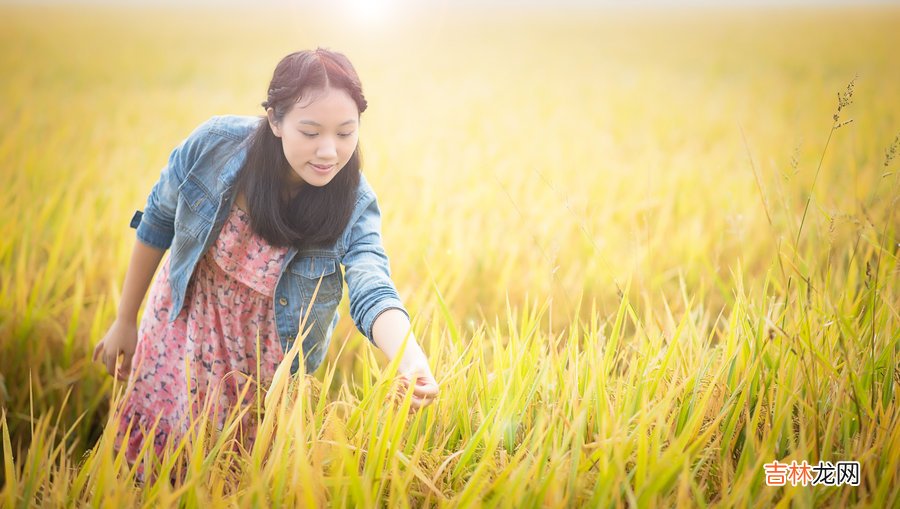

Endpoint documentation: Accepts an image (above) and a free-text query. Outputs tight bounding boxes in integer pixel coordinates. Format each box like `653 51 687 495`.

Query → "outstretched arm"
342 194 439 412
372 308 439 413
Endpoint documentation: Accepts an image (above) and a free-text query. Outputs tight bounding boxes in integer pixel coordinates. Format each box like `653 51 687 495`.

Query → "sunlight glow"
343 0 396 24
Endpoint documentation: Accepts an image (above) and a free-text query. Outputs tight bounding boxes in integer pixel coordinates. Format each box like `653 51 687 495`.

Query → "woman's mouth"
309 163 334 174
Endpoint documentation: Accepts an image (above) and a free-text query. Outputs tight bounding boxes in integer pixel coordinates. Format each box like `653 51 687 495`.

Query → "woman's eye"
301 132 353 138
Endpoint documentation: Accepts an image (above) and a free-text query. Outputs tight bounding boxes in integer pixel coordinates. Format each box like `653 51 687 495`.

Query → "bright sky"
5 0 898 5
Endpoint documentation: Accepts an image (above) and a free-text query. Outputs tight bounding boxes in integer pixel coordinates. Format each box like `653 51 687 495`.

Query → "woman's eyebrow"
298 119 357 127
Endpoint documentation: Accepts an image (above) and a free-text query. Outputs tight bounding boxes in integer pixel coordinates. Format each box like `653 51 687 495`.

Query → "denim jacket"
129 115 408 376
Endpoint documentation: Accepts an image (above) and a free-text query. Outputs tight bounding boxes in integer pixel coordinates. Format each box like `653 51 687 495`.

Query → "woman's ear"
266 107 282 138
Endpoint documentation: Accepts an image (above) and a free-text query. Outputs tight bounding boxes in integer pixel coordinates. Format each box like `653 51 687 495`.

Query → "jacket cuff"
132 209 174 250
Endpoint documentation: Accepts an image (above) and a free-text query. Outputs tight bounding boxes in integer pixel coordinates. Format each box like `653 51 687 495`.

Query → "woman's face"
267 86 360 189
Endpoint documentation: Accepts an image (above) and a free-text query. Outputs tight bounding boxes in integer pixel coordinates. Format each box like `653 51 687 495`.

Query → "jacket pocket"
290 255 343 306
179 175 217 222
174 176 217 239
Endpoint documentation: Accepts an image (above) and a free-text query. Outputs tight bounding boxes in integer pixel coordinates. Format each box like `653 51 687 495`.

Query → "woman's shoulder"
179 115 260 151
171 115 262 185
186 115 262 147
356 171 376 204
204 115 263 141
180 114 261 160
346 172 379 223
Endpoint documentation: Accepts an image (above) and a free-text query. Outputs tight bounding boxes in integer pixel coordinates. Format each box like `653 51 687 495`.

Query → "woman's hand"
394 342 439 414
92 319 138 381
371 309 439 413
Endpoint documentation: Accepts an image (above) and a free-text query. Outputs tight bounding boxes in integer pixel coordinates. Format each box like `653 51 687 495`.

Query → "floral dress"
113 202 288 483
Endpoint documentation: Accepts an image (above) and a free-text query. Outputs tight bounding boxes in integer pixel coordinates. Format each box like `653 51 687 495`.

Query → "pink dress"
114 202 288 483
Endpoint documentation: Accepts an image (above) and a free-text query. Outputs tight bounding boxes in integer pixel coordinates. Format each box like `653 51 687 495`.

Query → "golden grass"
1 4 898 507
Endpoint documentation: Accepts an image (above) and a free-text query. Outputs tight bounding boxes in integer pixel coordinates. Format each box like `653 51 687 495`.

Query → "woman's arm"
117 238 166 324
371 308 439 412
371 308 417 360
342 195 409 344
94 117 216 378
342 192 439 411
93 237 165 380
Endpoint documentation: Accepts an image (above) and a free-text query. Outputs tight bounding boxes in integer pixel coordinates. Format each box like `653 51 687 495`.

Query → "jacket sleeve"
342 194 409 345
130 118 214 250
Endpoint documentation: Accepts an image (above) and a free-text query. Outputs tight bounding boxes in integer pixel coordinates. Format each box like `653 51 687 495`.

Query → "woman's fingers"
107 350 127 380
412 393 436 408
92 340 104 363
396 393 434 413
104 350 117 378
392 375 438 413
412 377 439 400
117 356 131 381
410 392 439 413
93 339 115 377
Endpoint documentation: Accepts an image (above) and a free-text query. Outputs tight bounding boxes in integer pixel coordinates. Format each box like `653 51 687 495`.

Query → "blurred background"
1 0 898 498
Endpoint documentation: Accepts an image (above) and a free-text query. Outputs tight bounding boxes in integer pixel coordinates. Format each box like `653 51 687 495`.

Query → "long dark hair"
235 48 367 249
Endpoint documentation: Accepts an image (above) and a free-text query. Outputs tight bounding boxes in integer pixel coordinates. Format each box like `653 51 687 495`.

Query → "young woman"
92 48 438 481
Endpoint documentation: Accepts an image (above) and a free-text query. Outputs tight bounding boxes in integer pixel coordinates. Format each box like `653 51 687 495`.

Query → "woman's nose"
316 137 337 159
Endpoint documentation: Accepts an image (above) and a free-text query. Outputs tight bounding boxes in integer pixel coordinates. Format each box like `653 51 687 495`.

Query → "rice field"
1 3 898 507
